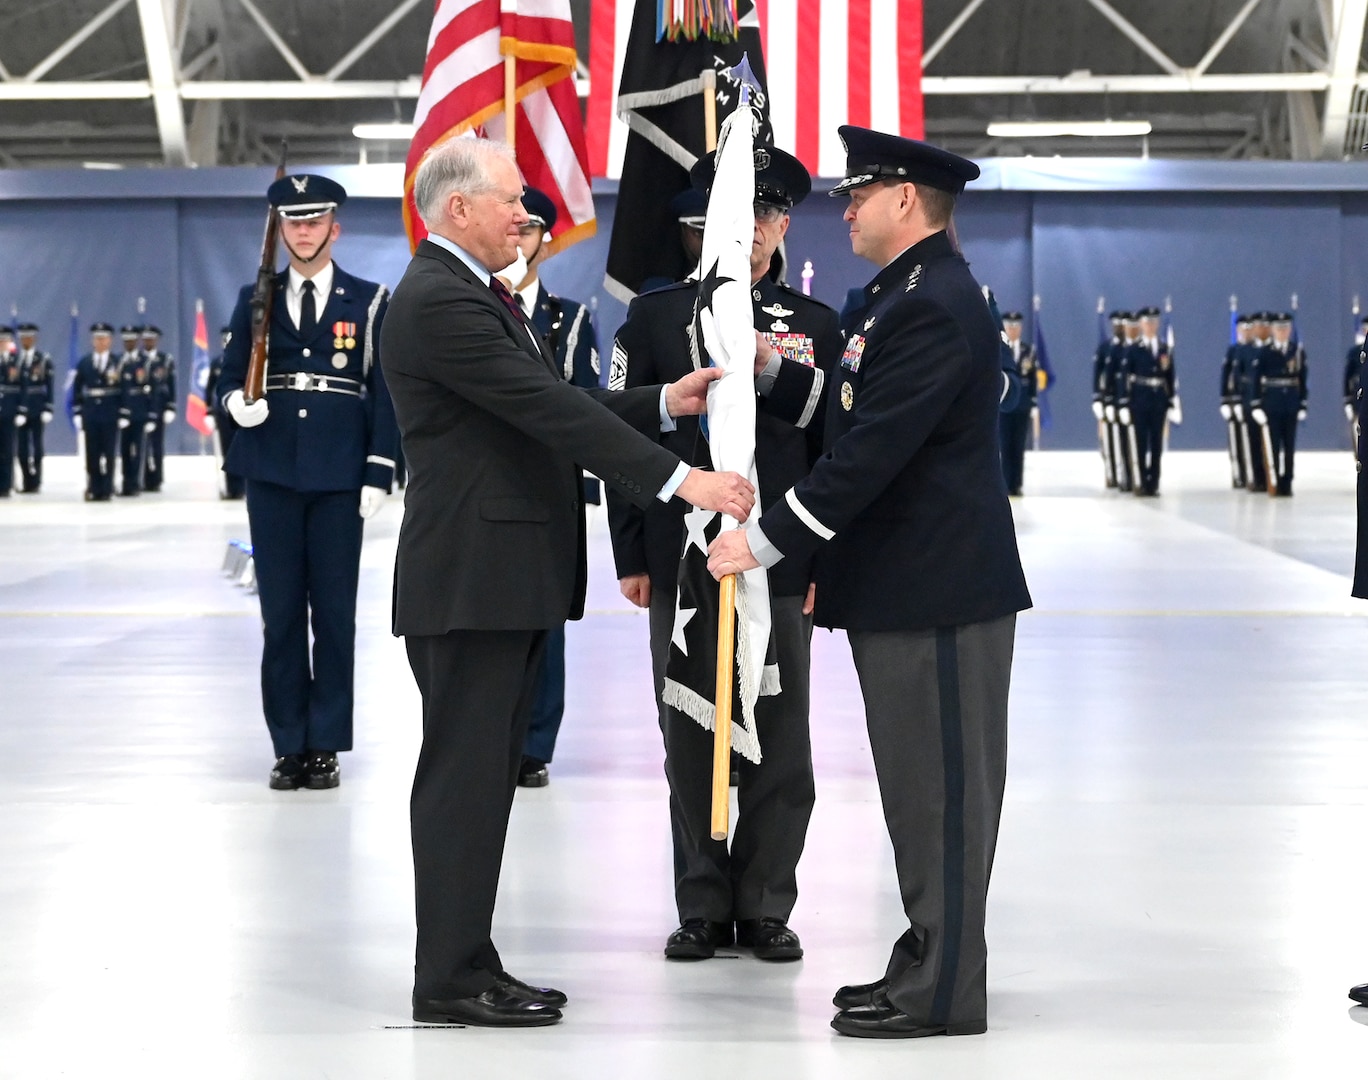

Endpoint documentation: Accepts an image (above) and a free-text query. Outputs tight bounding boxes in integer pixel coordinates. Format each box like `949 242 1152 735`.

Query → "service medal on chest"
841 381 854 411
332 352 348 369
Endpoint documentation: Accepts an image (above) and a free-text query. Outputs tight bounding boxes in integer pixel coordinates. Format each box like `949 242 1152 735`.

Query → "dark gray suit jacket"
381 239 681 636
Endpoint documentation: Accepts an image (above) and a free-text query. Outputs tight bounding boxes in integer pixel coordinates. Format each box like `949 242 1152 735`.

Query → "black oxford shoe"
832 978 888 1009
831 998 986 1039
735 917 803 961
413 985 562 1027
664 918 734 960
1350 983 1368 1005
304 752 340 789
269 754 306 790
517 756 549 788
497 972 567 1008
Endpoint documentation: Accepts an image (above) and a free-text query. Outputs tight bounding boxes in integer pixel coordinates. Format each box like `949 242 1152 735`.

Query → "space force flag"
661 62 775 764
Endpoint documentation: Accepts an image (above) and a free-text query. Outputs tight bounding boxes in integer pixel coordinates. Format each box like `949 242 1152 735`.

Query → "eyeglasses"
753 202 786 224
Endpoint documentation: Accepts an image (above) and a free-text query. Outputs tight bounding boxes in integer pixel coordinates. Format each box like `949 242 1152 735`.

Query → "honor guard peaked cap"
1137 306 1162 319
17 322 38 333
1252 310 1272 322
120 324 140 337
689 145 813 209
520 186 558 231
141 325 162 338
90 322 114 334
1272 312 1293 324
670 187 709 229
1236 314 1252 325
1001 311 1024 323
829 126 980 197
1121 312 1138 323
268 173 347 219
1109 310 1125 321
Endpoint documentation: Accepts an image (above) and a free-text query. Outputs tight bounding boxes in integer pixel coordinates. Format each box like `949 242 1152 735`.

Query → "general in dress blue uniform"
216 174 399 790
707 127 1031 1039
15 323 54 493
506 187 603 788
72 323 121 501
1250 312 1307 496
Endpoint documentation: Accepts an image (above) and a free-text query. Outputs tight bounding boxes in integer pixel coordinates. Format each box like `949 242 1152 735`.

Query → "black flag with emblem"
604 0 772 302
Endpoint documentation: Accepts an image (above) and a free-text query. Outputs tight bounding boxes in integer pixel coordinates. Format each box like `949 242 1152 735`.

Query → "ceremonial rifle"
244 142 288 404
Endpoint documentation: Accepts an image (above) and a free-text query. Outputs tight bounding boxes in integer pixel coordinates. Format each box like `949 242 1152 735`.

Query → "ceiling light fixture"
352 123 415 140
81 160 124 170
986 120 1153 138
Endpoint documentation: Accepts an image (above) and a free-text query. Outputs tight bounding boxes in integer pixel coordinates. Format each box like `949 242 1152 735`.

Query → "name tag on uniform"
765 332 815 367
840 335 866 372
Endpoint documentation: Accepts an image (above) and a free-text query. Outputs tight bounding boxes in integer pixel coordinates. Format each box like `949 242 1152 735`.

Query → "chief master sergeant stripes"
216 173 399 791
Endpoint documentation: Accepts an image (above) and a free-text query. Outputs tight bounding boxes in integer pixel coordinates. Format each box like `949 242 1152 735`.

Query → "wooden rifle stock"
244 144 288 404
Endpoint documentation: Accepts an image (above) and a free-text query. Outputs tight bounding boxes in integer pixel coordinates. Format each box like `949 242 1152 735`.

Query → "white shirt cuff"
755 353 782 397
659 386 677 433
748 522 783 568
656 461 690 502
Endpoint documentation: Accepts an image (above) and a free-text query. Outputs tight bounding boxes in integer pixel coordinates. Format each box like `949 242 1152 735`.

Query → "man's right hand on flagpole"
677 467 754 523
707 529 760 578
619 574 651 609
663 366 726 416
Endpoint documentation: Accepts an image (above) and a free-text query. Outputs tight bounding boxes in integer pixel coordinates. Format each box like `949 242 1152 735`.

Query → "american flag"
588 0 924 179
403 0 596 254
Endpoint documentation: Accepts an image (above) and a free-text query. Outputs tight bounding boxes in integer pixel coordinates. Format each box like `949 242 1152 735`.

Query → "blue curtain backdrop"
1 162 1365 455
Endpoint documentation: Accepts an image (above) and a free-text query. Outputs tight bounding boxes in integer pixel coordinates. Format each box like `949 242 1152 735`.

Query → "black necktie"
489 277 527 324
300 279 317 336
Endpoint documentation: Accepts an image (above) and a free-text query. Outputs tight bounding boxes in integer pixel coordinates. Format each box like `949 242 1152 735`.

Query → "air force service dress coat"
757 231 1032 631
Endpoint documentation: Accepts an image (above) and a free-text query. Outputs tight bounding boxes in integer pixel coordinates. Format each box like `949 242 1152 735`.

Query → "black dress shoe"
517 756 549 787
736 917 803 961
831 998 986 1039
304 751 339 789
497 972 567 1008
1350 983 1368 1005
664 918 733 959
832 978 888 1009
413 985 561 1027
269 754 306 790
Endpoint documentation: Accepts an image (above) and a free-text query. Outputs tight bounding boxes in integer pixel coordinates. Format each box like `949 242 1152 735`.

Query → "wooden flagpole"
504 53 517 152
710 572 737 840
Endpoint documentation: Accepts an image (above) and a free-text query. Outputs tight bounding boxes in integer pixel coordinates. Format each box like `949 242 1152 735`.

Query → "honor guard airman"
1240 312 1272 491
116 324 151 496
1220 314 1253 488
217 173 399 790
505 186 603 788
72 322 121 501
1092 310 1125 488
607 145 841 963
204 326 244 499
1107 313 1141 490
997 311 1035 496
0 328 20 496
1250 312 1307 496
1117 307 1176 496
139 325 175 491
1344 316 1366 446
15 322 54 493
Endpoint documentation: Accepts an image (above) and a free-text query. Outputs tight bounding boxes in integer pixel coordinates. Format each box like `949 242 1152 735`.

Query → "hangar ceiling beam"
921 0 990 70
137 0 190 165
1080 0 1185 78
325 0 427 80
1193 0 1267 78
24 0 136 84
1319 0 1368 156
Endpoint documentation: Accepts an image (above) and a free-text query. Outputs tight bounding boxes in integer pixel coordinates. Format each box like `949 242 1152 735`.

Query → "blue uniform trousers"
245 479 363 756
1131 398 1167 494
524 624 566 763
83 415 119 499
16 419 43 491
0 414 14 494
1265 398 1298 494
144 419 166 491
119 426 145 494
997 408 1030 493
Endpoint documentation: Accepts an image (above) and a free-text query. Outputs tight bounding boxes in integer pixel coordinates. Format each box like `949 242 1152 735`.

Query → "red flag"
587 0 924 179
185 300 213 437
403 0 595 254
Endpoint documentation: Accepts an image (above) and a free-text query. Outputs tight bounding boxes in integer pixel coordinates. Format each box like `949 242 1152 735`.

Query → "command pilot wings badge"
761 303 793 319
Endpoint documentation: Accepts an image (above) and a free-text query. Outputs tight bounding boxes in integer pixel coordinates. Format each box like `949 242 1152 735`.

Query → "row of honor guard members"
1092 308 1180 496
607 146 841 963
1219 312 1307 496
70 322 178 499
0 324 54 495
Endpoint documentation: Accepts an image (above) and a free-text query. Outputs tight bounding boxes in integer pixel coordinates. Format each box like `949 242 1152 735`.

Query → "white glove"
1219 403 1232 421
118 417 130 429
359 485 387 520
203 414 216 432
1251 407 1268 427
1347 403 1356 422
1297 408 1307 422
73 415 82 432
41 410 52 424
225 389 269 428
162 409 175 425
1168 398 1183 426
1118 407 1132 426
1233 403 1244 421
14 413 25 427
143 420 156 433
1091 400 1104 420
1104 404 1117 422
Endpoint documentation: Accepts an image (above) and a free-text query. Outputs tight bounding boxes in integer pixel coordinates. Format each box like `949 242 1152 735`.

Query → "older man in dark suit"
380 136 755 1029
708 127 1032 1038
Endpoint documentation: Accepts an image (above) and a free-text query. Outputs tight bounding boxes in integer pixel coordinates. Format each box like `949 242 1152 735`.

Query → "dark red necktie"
489 277 526 323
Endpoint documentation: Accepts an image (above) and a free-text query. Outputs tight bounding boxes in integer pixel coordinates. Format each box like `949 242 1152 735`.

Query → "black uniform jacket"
606 275 842 597
381 239 681 636
756 230 1032 632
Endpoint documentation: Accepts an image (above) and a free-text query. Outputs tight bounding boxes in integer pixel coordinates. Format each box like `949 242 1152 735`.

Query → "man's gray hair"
413 137 517 228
